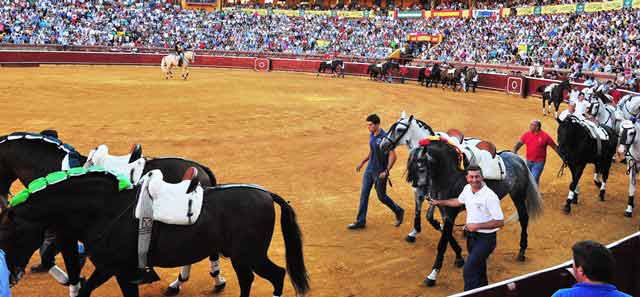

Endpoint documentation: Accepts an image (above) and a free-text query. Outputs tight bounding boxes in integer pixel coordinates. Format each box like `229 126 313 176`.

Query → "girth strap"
138 177 153 269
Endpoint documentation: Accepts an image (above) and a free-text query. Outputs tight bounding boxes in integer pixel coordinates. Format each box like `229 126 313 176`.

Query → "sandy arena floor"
0 65 638 297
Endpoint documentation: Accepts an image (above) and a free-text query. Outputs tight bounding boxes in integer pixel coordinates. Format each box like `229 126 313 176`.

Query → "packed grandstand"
1 0 639 81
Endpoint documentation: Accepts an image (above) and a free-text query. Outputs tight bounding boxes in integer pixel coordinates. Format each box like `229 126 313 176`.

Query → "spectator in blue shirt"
552 240 630 297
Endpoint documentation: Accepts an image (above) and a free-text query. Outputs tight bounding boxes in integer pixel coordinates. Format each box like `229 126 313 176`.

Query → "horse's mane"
414 119 435 135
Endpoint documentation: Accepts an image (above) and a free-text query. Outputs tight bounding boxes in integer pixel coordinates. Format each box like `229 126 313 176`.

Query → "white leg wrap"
69 281 81 297
427 269 439 281
408 229 418 237
626 205 633 213
600 182 606 191
215 276 226 286
169 278 183 289
180 266 191 279
211 259 220 273
575 185 580 194
567 191 575 200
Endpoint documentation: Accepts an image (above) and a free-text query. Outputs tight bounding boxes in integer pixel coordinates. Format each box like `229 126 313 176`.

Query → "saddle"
422 133 505 180
85 144 146 184
134 167 204 226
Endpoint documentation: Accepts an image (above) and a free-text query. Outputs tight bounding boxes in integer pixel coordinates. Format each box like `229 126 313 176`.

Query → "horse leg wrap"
69 280 81 297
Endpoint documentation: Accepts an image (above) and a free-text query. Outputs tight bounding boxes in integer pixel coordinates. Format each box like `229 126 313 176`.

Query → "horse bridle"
384 116 413 150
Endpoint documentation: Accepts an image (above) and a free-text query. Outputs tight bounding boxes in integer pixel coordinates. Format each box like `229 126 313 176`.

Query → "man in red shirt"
513 120 561 186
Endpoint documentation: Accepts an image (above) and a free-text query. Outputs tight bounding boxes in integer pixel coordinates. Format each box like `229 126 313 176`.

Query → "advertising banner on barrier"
272 9 300 16
397 10 423 18
603 0 624 10
336 10 366 18
407 33 443 43
304 10 332 16
541 4 576 15
517 6 534 15
430 10 462 18
472 9 499 18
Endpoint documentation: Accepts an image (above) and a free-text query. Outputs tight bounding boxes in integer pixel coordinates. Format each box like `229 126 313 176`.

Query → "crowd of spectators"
1 0 639 77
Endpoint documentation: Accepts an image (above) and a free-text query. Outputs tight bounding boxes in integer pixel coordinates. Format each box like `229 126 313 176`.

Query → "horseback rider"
175 41 185 67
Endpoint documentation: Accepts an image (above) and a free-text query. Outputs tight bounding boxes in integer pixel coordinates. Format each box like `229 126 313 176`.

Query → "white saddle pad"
460 139 506 180
580 119 609 141
433 134 506 180
134 170 204 226
84 144 146 184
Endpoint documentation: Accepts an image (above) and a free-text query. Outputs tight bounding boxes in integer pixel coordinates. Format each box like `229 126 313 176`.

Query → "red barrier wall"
2 50 637 98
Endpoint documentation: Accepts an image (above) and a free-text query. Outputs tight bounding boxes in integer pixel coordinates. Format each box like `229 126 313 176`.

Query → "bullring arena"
1 64 638 297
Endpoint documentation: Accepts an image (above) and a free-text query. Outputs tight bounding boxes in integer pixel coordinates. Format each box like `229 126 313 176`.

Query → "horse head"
407 138 466 198
379 112 434 153
0 199 43 288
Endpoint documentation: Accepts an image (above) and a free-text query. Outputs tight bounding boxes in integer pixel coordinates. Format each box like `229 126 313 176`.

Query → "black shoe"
347 223 365 230
394 208 405 227
30 263 53 273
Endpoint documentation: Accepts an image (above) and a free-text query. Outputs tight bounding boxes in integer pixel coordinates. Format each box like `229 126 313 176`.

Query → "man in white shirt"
428 165 504 291
574 92 590 119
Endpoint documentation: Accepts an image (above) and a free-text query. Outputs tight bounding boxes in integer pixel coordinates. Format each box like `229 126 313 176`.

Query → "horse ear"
401 111 407 119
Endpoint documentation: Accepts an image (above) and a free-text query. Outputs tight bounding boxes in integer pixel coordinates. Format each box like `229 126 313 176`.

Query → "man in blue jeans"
0 249 9 297
348 114 404 230
428 166 504 291
552 240 630 297
513 119 560 186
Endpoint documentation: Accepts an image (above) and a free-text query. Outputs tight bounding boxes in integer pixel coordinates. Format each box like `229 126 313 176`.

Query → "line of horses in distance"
316 59 478 91
0 132 308 297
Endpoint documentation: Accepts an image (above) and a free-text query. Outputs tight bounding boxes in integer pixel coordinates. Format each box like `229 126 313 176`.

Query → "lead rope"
557 162 568 177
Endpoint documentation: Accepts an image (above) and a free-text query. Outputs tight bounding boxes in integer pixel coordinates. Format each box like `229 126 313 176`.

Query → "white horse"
618 120 640 217
161 51 195 80
379 112 444 243
615 95 640 123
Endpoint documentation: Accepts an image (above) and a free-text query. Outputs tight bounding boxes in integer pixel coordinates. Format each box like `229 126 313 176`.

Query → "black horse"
418 65 441 88
381 61 400 82
0 131 223 296
538 79 571 118
366 63 381 80
0 172 309 297
556 116 618 214
317 59 344 78
406 138 543 287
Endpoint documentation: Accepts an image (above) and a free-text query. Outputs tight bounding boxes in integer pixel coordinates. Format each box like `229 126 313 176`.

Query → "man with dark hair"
552 240 630 297
428 166 504 291
348 114 404 230
513 119 560 186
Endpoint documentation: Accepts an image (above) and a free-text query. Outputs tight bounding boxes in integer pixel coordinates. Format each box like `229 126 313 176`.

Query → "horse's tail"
271 193 310 295
524 163 544 220
161 56 168 73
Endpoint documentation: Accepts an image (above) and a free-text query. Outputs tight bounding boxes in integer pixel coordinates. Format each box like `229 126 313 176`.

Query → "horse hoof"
517 252 526 262
599 190 605 201
163 286 180 297
563 205 571 214
572 194 579 204
214 282 226 293
405 235 416 243
424 278 436 287
624 211 632 218
454 258 465 268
